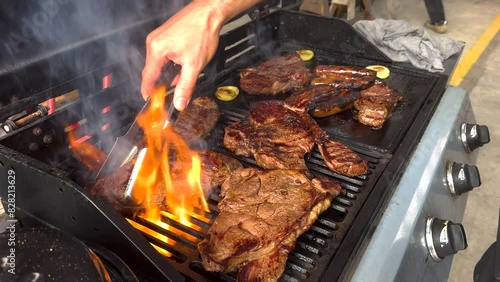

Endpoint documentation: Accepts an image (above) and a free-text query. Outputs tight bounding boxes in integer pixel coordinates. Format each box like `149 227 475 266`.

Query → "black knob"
447 162 481 195
426 218 468 261
461 123 490 152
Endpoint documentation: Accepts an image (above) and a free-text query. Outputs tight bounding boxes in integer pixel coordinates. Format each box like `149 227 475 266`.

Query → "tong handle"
123 61 181 140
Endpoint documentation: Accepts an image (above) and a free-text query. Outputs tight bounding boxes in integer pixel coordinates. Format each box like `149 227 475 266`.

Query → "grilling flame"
66 85 208 255
131 85 209 248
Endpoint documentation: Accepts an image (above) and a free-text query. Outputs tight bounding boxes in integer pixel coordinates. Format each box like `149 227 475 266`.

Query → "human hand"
141 2 224 111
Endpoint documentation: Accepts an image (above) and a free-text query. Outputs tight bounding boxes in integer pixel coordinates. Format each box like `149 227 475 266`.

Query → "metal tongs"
95 61 181 180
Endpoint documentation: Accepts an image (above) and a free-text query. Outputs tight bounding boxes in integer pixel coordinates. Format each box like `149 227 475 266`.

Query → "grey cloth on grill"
353 19 464 72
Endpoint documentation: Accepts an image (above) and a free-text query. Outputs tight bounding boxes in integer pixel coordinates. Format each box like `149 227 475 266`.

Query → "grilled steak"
224 101 315 172
173 96 220 145
198 168 342 281
198 150 243 192
353 80 403 129
284 85 360 116
224 100 368 177
239 53 311 95
318 140 369 177
90 151 242 215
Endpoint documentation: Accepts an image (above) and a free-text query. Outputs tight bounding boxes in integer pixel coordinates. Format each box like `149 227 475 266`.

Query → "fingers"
173 64 198 111
141 39 167 100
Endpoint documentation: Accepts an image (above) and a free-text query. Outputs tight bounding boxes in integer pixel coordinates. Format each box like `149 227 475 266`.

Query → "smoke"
0 0 188 172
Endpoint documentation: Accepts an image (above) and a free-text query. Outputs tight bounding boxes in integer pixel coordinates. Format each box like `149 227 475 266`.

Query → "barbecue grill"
0 2 490 282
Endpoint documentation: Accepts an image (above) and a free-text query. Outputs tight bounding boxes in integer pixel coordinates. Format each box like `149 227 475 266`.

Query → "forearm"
193 0 264 29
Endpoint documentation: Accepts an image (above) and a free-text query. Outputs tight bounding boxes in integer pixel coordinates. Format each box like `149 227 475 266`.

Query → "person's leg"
423 0 446 23
423 0 447 33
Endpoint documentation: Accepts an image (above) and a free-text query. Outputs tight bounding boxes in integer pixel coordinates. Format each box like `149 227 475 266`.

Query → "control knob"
447 162 481 195
426 218 468 261
461 123 490 152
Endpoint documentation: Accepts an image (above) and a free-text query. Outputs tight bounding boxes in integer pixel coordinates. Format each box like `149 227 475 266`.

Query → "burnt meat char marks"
224 100 368 177
198 168 341 281
239 53 311 95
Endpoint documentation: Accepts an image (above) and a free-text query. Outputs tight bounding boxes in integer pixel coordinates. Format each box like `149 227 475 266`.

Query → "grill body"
0 9 462 282
349 87 478 282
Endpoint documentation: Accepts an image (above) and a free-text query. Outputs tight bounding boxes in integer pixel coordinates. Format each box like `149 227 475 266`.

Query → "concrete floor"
368 0 500 281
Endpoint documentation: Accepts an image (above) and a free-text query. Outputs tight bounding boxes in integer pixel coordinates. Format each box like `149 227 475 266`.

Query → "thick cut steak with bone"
239 53 311 95
198 168 341 281
224 100 368 177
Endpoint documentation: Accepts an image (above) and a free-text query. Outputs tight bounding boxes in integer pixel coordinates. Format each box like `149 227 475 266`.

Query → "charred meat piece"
314 65 377 77
224 101 368 177
353 80 403 129
90 151 242 215
284 85 360 117
239 53 311 95
198 168 341 281
173 96 220 145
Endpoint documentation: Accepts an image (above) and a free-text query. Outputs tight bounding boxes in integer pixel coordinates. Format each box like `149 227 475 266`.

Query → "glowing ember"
67 129 106 172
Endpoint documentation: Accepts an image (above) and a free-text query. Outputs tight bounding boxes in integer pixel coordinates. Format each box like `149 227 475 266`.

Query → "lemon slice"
215 86 239 101
296 50 314 61
366 65 390 79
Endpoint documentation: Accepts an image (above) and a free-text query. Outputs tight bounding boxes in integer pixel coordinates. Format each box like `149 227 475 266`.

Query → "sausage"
310 75 375 90
309 91 360 118
314 65 377 77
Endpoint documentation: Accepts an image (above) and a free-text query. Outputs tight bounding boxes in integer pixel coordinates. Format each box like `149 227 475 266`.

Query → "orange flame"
67 129 106 172
66 85 208 254
131 85 209 249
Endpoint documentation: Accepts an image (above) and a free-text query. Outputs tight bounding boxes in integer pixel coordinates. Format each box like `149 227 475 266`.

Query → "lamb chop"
239 53 311 95
198 168 342 281
173 96 220 145
353 80 403 129
224 100 368 177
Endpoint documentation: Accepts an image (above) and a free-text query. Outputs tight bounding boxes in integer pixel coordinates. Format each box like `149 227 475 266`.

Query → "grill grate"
128 108 390 281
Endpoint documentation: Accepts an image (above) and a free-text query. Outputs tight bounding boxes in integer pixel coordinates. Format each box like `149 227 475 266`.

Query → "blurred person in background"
423 0 447 33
